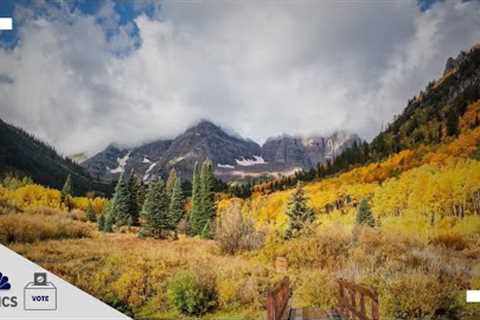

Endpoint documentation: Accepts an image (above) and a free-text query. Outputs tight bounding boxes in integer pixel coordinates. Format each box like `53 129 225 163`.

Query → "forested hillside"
370 44 480 157
220 45 480 226
0 118 113 195
248 44 480 195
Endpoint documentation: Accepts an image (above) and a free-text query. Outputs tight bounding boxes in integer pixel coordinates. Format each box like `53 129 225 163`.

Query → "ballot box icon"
24 272 57 310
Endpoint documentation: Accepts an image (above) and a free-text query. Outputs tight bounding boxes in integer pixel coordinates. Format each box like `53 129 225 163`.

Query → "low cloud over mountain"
1 1 480 156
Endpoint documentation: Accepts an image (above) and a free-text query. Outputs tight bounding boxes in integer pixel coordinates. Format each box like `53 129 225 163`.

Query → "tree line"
97 160 216 239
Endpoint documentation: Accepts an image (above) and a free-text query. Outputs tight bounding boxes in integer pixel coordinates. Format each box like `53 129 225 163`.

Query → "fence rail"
266 276 379 320
337 279 379 320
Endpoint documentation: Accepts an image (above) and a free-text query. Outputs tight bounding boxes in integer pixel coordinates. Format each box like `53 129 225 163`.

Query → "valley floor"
6 220 480 320
8 231 267 320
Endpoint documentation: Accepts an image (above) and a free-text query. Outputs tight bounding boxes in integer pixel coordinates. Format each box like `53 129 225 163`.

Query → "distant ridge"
83 120 360 182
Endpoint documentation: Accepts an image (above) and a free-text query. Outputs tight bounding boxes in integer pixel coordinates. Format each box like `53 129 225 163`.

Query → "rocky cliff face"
82 139 173 182
443 50 468 76
83 120 361 182
262 131 360 168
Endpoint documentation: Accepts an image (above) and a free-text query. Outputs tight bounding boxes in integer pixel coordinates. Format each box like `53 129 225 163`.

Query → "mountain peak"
188 119 221 132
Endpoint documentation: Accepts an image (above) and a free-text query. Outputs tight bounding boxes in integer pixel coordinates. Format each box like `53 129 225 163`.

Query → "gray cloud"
0 74 14 84
1 0 480 156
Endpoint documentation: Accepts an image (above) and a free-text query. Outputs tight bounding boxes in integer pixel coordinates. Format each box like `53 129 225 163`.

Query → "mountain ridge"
83 120 360 182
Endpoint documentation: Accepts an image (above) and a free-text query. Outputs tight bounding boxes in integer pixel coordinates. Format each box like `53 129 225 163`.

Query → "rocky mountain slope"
262 131 359 167
83 120 360 182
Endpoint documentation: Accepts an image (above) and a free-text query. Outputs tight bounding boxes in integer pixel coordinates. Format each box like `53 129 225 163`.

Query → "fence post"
372 292 379 320
360 293 366 319
266 288 274 320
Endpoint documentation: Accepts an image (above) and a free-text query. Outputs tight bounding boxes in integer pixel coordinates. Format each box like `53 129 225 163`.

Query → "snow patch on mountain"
225 166 302 178
110 152 130 174
143 162 157 181
169 156 186 165
217 163 235 169
168 152 195 166
142 157 152 164
235 155 266 166
146 162 157 174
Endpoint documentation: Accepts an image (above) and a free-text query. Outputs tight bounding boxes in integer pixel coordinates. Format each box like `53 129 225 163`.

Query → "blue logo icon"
0 272 11 290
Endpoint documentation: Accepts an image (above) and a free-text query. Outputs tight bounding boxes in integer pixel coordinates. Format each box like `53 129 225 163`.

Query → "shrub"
261 225 351 269
217 277 242 308
295 270 337 309
429 233 468 251
0 213 91 243
86 205 97 222
380 272 459 320
102 294 134 318
167 269 217 315
176 218 191 235
215 203 264 254
24 206 64 216
112 269 149 308
68 209 88 222
0 201 18 215
216 271 267 309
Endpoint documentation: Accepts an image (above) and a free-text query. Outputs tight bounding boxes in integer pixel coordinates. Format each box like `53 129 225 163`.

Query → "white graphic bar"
467 290 480 303
0 18 13 30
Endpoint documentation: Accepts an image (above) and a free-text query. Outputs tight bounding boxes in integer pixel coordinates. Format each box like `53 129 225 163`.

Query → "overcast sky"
1 0 480 156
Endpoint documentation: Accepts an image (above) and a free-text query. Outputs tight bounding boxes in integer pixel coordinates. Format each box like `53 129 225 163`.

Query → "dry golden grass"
0 213 92 243
6 222 480 320
3 142 480 318
9 233 270 320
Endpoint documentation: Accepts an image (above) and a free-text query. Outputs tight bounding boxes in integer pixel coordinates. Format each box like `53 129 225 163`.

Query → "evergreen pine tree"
285 181 314 238
126 172 140 226
168 177 185 230
104 212 114 232
86 204 97 222
198 160 216 238
61 174 74 209
110 173 131 227
190 161 202 235
101 201 114 232
137 180 147 209
446 109 459 136
62 174 73 197
166 168 177 196
97 214 105 231
356 199 375 227
140 178 170 238
200 220 211 239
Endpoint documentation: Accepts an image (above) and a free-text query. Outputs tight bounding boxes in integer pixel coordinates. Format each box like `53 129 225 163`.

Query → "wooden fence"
337 279 379 320
266 277 291 320
266 277 379 320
